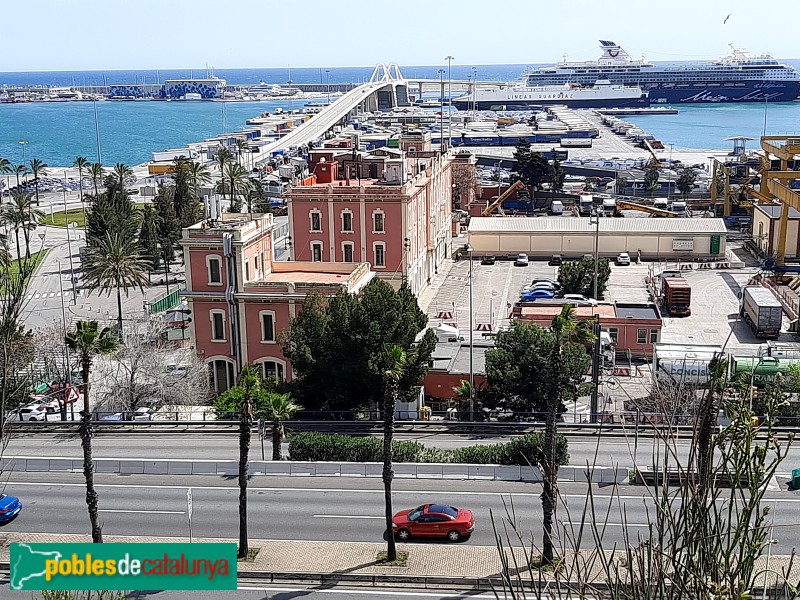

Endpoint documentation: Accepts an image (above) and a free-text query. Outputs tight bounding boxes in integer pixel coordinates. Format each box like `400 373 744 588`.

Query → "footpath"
1 532 798 591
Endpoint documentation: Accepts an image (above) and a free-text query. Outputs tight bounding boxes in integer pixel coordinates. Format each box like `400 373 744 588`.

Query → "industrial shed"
467 217 727 260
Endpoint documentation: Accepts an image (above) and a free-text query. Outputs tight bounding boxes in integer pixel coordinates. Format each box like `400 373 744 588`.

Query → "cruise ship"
523 41 800 104
452 80 648 110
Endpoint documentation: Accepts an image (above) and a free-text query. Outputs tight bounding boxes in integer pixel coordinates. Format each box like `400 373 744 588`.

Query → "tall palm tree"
382 345 406 562
65 320 120 543
73 156 90 205
83 232 150 334
214 147 235 203
540 304 595 565
111 163 134 190
221 162 251 212
263 392 303 460
28 158 48 205
87 162 103 197
0 233 10 268
187 160 212 199
0 157 11 195
13 165 27 189
247 178 268 214
3 191 44 258
235 138 250 170
237 365 260 559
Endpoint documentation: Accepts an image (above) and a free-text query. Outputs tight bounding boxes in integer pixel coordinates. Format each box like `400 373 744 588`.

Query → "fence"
147 287 184 314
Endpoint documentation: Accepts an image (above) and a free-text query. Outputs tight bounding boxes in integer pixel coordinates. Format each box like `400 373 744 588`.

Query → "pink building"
287 132 453 295
181 213 374 394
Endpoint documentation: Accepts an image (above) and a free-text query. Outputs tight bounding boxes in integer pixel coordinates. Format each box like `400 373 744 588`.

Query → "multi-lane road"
1 472 798 553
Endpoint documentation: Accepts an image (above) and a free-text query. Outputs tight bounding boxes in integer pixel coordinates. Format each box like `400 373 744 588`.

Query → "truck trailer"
662 277 691 317
738 286 783 339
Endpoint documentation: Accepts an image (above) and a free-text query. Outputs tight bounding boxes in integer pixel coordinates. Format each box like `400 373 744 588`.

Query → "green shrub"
288 432 569 467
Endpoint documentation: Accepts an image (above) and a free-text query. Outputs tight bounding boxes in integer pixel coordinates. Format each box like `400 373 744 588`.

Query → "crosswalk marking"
34 294 40 299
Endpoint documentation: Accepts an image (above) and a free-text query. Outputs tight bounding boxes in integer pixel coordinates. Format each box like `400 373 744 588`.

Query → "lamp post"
466 75 471 113
589 209 601 423
471 67 477 111
667 144 674 201
438 69 445 151
445 56 454 148
463 243 474 421
19 140 28 165
325 70 331 104
55 257 74 421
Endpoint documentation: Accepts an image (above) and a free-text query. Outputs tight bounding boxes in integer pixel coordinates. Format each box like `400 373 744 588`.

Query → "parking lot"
426 256 787 356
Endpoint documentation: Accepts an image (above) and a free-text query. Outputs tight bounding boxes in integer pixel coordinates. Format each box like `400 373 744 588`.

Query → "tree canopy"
511 141 552 190
281 279 437 412
557 257 611 298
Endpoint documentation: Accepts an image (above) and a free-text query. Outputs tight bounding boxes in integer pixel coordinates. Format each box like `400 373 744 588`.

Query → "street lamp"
466 75 472 113
55 257 75 421
667 144 674 201
589 209 602 423
471 67 477 111
325 70 331 104
463 243 474 421
444 56 454 148
19 140 28 165
437 69 446 151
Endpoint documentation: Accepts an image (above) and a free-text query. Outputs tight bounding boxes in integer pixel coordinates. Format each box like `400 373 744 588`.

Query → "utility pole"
445 56 454 149
590 208 601 423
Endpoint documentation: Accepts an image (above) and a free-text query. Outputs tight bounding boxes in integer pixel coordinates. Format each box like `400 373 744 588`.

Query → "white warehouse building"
467 217 727 260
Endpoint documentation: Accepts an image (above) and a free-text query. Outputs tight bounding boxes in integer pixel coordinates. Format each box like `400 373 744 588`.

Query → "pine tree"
138 204 161 275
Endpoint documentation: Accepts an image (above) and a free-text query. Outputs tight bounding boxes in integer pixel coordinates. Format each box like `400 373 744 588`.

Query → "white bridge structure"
254 64 412 164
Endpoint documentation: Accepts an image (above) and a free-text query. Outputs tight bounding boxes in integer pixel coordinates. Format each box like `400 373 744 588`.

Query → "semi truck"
738 285 783 339
579 194 594 216
662 277 691 317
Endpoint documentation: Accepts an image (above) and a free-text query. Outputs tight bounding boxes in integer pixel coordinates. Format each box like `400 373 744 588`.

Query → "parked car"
392 504 474 542
562 293 598 306
549 254 563 266
524 283 556 294
17 404 48 422
521 289 556 301
0 493 22 525
531 278 561 291
480 255 496 265
581 254 595 262
514 253 529 267
616 252 631 266
101 407 155 422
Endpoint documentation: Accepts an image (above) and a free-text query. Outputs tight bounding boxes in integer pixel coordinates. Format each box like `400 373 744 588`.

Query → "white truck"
738 286 783 339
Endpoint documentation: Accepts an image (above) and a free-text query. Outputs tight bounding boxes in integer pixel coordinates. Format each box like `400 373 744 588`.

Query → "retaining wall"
0 456 627 483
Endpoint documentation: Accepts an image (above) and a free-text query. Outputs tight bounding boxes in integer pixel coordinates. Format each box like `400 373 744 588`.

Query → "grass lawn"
43 202 148 228
1 250 48 293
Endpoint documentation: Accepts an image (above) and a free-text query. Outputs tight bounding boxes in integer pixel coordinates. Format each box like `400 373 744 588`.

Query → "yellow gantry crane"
759 136 800 266
481 180 527 217
614 199 678 217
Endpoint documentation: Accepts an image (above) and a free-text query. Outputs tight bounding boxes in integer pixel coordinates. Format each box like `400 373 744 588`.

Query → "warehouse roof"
468 217 727 235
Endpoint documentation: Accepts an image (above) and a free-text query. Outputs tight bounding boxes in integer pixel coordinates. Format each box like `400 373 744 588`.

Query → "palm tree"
65 320 120 543
13 165 27 189
83 232 150 334
0 233 10 268
3 191 44 258
0 157 11 194
87 162 104 197
187 160 211 199
247 178 268 214
214 147 235 203
381 345 406 562
73 156 90 206
263 392 303 460
540 304 595 565
111 163 134 190
237 365 260 559
28 158 48 205
235 138 250 170
221 162 251 213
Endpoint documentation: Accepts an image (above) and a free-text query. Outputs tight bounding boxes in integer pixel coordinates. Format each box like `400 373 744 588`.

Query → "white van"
602 198 616 216
550 200 564 215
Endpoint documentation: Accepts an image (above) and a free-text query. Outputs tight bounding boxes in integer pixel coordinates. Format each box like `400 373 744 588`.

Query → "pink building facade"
287 133 453 295
181 213 374 394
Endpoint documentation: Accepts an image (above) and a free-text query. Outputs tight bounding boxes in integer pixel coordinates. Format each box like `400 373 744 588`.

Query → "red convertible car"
392 504 474 542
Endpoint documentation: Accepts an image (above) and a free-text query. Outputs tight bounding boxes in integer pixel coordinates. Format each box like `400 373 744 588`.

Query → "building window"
342 211 353 232
244 260 250 281
343 243 354 263
312 242 323 262
254 254 259 275
261 360 285 382
650 329 659 344
210 310 226 341
209 359 235 396
374 243 386 267
637 328 647 345
607 328 619 344
310 211 322 232
260 311 276 343
207 256 222 285
373 211 385 233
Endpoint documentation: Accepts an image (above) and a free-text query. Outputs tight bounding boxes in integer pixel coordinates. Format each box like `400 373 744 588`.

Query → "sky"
3 0 799 71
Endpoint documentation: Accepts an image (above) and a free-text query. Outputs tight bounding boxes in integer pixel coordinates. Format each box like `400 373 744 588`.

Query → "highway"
5 432 798 477
1 472 798 553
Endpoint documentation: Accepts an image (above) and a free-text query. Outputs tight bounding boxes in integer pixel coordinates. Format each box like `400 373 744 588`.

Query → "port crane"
481 180 527 217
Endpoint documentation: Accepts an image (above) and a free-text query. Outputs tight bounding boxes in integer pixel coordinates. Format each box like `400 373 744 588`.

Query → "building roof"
518 304 617 320
468 217 727 235
615 303 660 320
755 204 800 219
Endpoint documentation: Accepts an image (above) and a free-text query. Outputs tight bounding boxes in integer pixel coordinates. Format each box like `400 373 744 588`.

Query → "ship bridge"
254 64 412 164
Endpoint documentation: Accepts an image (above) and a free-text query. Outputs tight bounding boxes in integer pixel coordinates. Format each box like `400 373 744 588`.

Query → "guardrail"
0 455 627 483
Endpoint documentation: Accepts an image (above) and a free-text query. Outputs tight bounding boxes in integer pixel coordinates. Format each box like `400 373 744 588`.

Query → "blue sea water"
1 63 800 167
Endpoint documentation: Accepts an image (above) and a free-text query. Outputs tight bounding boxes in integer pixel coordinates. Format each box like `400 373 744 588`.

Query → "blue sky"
5 0 798 71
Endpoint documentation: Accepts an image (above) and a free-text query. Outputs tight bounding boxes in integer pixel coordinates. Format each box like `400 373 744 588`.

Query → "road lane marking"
563 521 650 527
313 514 384 519
235 586 500 598
98 509 185 515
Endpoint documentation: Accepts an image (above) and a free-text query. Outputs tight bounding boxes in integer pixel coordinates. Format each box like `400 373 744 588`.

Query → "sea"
2 63 800 167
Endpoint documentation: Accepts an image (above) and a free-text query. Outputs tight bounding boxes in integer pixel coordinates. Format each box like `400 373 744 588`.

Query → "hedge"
288 432 569 467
